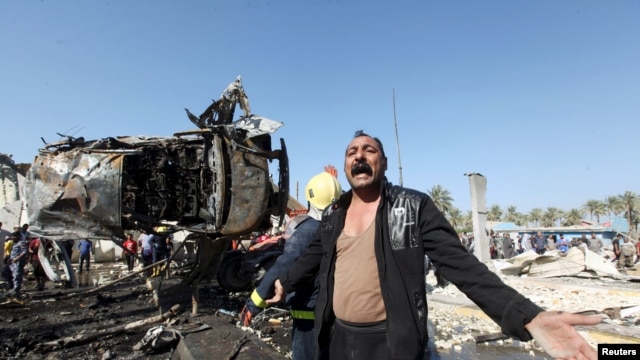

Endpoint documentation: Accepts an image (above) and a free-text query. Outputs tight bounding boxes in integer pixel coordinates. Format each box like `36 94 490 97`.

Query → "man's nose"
354 149 366 160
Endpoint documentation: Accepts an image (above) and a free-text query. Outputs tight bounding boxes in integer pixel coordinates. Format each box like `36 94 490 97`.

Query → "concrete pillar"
467 173 491 263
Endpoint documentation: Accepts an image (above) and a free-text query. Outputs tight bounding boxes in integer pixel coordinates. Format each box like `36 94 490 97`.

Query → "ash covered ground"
0 263 275 360
1 261 638 360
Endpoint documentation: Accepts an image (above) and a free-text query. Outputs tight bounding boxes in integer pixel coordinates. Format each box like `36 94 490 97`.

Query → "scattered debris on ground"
1 259 638 360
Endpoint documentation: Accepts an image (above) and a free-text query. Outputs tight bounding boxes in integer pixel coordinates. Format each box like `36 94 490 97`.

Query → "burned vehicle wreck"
25 77 289 283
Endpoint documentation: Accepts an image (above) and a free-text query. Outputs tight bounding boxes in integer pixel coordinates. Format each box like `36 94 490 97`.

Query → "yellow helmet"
305 172 342 210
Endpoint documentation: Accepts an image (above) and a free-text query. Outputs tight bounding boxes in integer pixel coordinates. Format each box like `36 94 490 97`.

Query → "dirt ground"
0 263 291 360
2 260 638 360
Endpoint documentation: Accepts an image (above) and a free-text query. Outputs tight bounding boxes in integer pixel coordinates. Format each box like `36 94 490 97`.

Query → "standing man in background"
18 224 29 243
1 231 28 298
28 237 47 290
612 234 622 263
77 239 93 273
588 232 603 255
139 230 154 276
122 233 138 272
618 236 635 270
533 231 547 255
502 233 516 259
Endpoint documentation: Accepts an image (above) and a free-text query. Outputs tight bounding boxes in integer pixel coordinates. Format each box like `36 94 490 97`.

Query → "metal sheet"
27 152 123 240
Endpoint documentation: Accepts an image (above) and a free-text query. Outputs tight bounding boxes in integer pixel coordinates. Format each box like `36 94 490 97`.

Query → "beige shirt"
333 220 386 323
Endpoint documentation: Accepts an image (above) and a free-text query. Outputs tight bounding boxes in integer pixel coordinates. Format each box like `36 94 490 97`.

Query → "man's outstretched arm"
525 311 602 360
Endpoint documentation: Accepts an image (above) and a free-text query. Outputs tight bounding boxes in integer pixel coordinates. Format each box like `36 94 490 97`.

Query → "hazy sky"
1 0 638 214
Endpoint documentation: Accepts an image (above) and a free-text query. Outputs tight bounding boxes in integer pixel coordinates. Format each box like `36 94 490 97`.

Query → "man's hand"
324 165 338 178
525 311 602 360
265 279 285 305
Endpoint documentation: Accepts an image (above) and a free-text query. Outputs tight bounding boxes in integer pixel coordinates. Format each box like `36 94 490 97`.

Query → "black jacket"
280 179 542 360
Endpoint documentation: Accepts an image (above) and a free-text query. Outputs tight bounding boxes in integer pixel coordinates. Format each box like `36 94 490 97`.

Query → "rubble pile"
425 261 640 355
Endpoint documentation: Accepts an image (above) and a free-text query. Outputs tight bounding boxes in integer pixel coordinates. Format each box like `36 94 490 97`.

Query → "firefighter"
239 170 341 360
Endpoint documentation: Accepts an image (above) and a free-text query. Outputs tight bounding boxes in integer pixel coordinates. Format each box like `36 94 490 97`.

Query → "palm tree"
447 207 465 231
604 196 623 219
528 208 543 227
463 210 473 231
487 204 502 221
544 207 563 227
437 190 639 232
513 212 527 227
582 199 606 223
504 205 519 223
540 213 554 227
427 185 454 216
563 208 584 226
619 191 639 232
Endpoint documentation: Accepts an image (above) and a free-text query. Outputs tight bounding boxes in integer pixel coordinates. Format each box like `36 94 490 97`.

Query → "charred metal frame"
26 77 289 243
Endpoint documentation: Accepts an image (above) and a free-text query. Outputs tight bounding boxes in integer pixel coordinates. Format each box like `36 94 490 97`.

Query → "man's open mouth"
351 162 372 177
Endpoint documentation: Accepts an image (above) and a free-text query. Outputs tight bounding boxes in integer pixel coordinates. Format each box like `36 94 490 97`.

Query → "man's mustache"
351 162 372 177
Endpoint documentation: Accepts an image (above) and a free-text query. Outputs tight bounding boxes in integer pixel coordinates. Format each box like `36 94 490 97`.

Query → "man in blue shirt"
140 231 154 276
556 234 569 254
77 239 93 273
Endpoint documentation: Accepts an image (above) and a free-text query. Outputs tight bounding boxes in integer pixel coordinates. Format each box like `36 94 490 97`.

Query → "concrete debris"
495 248 639 280
620 305 640 318
425 268 640 353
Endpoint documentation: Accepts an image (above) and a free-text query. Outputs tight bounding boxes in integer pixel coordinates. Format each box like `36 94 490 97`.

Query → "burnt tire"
217 256 253 292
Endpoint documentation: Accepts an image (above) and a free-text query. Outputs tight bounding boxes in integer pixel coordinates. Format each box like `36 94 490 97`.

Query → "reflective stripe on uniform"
290 309 314 320
251 289 268 308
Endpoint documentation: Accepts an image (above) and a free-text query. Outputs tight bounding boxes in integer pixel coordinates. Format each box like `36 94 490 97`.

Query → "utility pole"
392 88 403 186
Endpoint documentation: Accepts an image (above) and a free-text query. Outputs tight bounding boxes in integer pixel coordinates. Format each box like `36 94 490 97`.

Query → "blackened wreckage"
25 77 289 283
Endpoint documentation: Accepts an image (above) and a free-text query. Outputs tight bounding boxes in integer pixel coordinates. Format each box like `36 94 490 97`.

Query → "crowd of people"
0 223 53 298
1 223 91 297
135 227 173 277
0 220 179 298
465 230 640 270
64 227 173 277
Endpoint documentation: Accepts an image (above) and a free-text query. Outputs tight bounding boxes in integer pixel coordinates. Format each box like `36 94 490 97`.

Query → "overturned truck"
25 77 289 284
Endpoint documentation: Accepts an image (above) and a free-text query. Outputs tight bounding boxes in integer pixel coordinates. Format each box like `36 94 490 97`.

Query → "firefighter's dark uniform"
241 214 320 360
